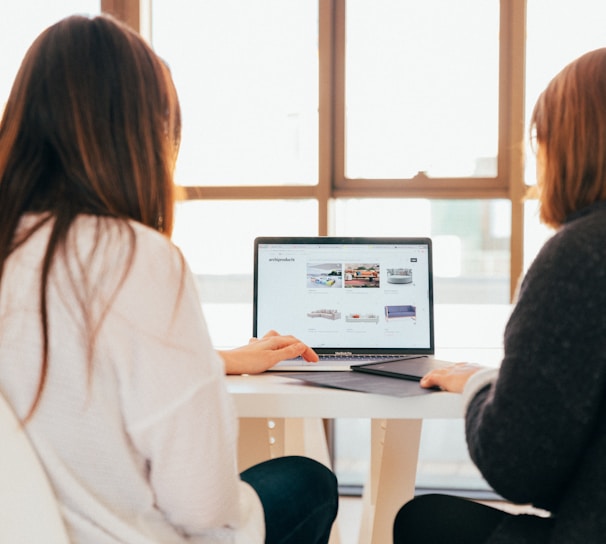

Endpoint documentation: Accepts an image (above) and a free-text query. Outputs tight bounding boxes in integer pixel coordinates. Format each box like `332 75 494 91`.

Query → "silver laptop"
253 236 437 371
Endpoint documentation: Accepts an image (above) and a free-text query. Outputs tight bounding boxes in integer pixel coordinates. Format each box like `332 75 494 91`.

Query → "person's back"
0 214 260 542
466 200 606 542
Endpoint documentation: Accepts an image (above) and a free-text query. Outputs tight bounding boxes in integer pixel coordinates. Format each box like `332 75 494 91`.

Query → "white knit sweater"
0 214 264 543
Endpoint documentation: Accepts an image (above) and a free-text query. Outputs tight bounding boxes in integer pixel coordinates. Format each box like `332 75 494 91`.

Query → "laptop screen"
253 237 435 356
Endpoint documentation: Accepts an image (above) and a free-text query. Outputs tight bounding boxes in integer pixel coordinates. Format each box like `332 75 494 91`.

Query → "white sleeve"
462 367 499 415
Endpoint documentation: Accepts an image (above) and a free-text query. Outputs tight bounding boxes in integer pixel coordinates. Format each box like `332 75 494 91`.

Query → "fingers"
300 345 319 362
419 369 446 389
419 362 481 393
257 332 319 363
273 339 318 363
419 373 438 389
249 329 281 345
259 332 303 350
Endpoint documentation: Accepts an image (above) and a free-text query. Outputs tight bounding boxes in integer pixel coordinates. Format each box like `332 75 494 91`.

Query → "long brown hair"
0 14 182 419
530 48 606 228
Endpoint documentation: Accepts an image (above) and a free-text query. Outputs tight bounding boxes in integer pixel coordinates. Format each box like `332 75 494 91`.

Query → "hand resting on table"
420 362 484 393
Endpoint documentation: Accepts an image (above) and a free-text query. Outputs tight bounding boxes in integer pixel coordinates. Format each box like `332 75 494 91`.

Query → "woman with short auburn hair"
393 47 606 544
0 14 336 544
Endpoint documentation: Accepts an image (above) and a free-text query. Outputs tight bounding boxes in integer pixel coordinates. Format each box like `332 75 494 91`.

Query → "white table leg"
238 418 273 471
237 418 341 544
359 419 422 544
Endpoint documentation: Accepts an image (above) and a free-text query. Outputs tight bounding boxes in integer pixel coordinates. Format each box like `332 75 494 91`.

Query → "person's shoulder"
71 215 185 280
126 218 178 252
118 218 186 277
561 201 606 239
545 202 606 251
73 215 178 255
524 203 606 296
543 203 606 256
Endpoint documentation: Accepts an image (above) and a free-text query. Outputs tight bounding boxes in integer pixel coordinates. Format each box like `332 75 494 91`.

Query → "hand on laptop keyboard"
218 329 319 375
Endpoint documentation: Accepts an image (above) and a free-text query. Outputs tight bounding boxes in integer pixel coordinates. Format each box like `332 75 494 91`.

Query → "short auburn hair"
530 48 606 228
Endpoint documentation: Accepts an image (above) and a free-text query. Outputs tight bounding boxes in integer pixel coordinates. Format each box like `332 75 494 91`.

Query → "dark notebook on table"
253 236 451 377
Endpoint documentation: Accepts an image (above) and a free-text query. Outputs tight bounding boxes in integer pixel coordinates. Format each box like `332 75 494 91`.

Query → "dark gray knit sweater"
465 200 606 543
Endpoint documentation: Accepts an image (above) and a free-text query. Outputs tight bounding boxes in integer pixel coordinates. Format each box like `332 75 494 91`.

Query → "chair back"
0 392 70 543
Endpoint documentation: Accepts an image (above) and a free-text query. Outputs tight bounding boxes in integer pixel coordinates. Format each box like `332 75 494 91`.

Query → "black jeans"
393 494 509 544
241 455 339 544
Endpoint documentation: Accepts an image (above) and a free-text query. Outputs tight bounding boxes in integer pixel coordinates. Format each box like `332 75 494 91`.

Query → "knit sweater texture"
464 200 606 543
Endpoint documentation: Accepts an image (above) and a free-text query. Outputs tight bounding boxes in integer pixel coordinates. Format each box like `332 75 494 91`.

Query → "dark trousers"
240 455 339 544
393 494 510 544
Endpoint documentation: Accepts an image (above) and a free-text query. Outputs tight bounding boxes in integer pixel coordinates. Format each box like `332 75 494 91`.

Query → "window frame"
102 0 528 301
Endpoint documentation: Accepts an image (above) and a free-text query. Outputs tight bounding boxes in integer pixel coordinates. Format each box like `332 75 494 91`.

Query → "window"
523 0 606 270
150 0 519 307
344 0 499 180
172 199 318 347
334 199 510 304
152 0 319 187
148 1 518 496
525 0 606 187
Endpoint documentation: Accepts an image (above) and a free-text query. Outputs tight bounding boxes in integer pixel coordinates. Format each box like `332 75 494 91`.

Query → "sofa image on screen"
307 309 341 320
384 305 416 321
345 313 379 324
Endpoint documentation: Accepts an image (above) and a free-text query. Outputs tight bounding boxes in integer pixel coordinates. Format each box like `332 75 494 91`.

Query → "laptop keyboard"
287 354 422 363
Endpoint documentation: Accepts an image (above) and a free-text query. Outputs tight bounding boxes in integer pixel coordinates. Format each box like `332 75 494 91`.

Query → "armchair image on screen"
387 268 413 284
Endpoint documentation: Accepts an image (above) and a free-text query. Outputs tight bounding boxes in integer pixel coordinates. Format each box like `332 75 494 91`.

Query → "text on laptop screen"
254 238 434 354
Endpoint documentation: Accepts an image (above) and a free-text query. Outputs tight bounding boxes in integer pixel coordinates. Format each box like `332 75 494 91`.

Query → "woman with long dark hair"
0 14 336 543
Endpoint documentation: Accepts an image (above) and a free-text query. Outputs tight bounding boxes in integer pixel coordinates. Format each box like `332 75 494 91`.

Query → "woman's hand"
218 330 319 375
419 362 483 393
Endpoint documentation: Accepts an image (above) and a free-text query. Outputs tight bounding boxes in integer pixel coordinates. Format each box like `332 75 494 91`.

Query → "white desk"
225 305 511 544
228 375 460 544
